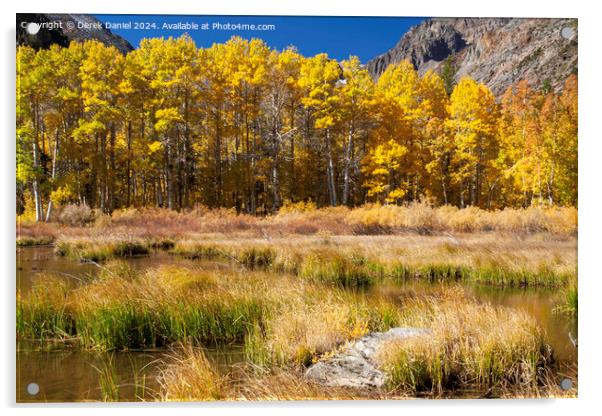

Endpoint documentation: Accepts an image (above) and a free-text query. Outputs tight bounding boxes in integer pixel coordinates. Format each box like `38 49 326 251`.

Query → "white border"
2 1 600 415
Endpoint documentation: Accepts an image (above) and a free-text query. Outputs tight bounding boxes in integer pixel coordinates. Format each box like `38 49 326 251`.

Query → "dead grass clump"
159 345 226 401
17 221 57 246
57 204 96 226
377 289 550 395
244 287 400 368
159 346 379 401
54 236 150 262
274 206 351 235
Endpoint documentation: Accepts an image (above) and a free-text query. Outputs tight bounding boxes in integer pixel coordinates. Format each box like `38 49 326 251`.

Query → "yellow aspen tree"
446 77 499 208
338 56 374 206
540 75 577 206
418 70 451 204
298 53 342 206
75 40 124 212
362 60 418 203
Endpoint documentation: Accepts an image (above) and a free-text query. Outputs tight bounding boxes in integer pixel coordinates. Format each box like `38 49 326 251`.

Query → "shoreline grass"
17 236 55 247
17 259 569 398
17 264 268 350
168 236 574 288
377 290 551 395
155 288 563 400
54 237 151 262
26 232 577 288
18 204 578 245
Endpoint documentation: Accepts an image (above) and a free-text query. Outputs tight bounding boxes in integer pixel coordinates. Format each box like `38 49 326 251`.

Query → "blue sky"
94 15 426 63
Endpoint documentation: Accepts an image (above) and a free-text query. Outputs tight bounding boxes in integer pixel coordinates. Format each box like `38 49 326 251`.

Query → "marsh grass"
17 276 75 341
168 236 574 288
17 261 564 399
16 236 54 246
16 221 57 246
566 286 578 314
171 241 276 269
299 250 375 287
18 261 401 362
170 241 228 261
53 234 573 287
554 284 578 316
91 354 120 401
157 288 558 400
55 237 151 262
159 345 227 401
18 204 577 246
377 289 551 396
159 345 379 401
18 264 268 350
244 288 401 368
499 363 577 398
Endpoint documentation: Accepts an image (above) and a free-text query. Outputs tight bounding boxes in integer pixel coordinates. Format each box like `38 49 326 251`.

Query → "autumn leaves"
16 35 577 221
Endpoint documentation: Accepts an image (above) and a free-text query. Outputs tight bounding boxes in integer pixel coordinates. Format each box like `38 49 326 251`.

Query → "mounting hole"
26 382 40 396
561 27 575 40
26 23 40 35
560 378 573 390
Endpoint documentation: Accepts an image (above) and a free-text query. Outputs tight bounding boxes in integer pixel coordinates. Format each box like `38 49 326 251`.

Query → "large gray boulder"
305 327 429 389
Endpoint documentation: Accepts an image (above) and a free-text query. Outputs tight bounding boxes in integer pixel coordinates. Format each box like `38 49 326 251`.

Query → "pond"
16 246 577 401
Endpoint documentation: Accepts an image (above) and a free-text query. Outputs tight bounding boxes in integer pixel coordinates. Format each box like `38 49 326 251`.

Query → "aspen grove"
16 36 577 221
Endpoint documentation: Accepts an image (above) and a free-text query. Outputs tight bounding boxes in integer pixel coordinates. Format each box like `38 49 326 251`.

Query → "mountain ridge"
366 18 578 96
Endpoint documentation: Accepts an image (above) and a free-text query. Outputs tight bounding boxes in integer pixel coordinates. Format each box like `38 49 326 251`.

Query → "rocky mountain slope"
366 18 578 96
17 14 133 54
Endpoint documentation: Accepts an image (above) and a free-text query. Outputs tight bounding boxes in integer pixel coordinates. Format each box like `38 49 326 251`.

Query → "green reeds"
299 250 375 287
17 276 75 341
170 239 573 288
55 238 150 262
91 355 120 401
170 242 227 260
16 236 54 246
17 267 267 350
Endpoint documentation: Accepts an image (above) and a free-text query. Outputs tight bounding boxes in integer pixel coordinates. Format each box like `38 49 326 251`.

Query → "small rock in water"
305 327 429 389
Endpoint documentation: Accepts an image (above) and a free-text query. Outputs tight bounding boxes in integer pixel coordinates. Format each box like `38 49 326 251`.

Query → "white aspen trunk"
342 123 354 206
45 129 60 222
326 129 338 206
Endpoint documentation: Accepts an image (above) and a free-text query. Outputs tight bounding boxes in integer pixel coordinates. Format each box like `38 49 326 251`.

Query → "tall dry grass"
18 260 396 352
159 345 227 401
47 231 576 287
18 203 577 243
170 234 575 287
159 345 377 401
244 287 400 368
376 288 551 396
156 287 559 400
344 203 577 235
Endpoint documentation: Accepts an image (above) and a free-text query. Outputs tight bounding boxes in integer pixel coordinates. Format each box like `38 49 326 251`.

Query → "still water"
16 246 577 402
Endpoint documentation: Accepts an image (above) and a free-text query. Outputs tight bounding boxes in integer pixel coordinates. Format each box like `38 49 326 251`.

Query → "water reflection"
17 345 244 402
16 246 577 401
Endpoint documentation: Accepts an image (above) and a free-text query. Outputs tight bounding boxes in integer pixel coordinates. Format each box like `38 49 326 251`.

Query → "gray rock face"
305 327 428 389
17 14 133 54
366 18 578 96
